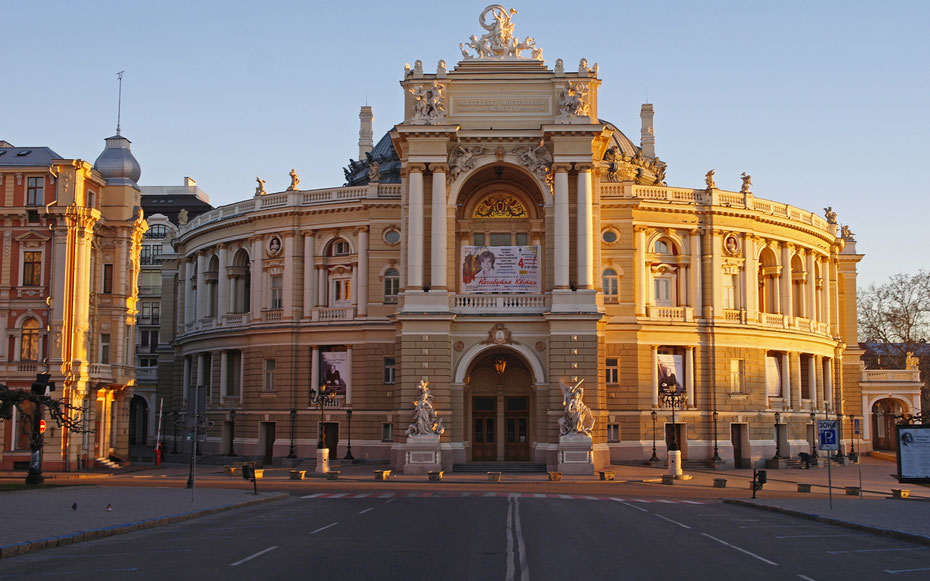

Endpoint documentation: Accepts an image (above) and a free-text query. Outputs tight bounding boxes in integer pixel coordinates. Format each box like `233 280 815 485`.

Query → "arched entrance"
872 398 905 450
465 350 534 462
129 395 148 446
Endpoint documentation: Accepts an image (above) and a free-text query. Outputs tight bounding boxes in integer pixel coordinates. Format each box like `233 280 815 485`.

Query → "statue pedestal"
315 448 330 474
404 434 442 475
558 434 594 475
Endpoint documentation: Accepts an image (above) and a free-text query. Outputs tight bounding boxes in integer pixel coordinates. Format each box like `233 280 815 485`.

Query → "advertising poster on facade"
461 246 540 293
657 353 683 395
321 351 348 396
765 355 781 397
897 425 930 483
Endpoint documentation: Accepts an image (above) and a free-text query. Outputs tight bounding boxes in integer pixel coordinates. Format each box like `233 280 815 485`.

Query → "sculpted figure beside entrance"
406 378 445 437
558 378 595 436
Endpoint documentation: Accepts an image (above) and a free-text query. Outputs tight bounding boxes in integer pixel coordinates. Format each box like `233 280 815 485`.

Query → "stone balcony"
452 293 549 314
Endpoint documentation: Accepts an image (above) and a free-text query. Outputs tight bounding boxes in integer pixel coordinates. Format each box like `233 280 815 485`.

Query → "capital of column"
574 163 595 172
355 225 369 234
407 163 427 173
429 163 449 174
551 163 572 174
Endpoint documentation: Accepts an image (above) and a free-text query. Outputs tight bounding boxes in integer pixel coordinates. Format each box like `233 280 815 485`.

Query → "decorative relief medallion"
535 341 546 352
723 233 741 257
482 323 518 345
267 235 282 257
472 194 527 219
454 341 465 352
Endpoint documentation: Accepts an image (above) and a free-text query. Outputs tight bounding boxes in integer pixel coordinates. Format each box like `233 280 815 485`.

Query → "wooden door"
731 424 744 467
505 397 529 461
472 397 496 461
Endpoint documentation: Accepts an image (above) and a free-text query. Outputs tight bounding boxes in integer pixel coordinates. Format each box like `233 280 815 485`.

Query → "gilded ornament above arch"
472 193 528 219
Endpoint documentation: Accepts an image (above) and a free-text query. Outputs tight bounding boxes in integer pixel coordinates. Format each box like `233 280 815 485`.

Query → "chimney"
640 104 655 159
358 106 374 159
184 177 197 187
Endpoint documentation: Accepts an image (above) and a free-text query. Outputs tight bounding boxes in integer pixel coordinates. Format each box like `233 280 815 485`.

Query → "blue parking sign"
818 420 839 451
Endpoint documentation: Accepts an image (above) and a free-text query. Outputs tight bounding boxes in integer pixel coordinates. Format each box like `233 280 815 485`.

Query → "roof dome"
93 134 141 188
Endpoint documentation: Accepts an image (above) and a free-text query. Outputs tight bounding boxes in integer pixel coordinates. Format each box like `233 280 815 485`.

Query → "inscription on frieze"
453 96 550 114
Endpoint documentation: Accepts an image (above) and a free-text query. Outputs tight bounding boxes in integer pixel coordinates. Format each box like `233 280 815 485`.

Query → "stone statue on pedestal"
558 378 594 436
406 378 445 437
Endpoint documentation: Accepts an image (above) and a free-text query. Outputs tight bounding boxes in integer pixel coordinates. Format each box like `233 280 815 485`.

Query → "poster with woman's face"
461 245 540 293
321 351 347 395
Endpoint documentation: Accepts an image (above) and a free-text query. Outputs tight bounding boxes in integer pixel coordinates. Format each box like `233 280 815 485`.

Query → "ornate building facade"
167 7 908 470
0 134 146 470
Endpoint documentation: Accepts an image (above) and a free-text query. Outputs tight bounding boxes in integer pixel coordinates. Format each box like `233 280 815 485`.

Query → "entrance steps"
453 462 548 473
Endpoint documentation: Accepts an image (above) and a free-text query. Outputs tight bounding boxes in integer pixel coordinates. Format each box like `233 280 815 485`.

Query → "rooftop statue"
558 378 595 436
824 206 837 224
459 5 541 60
255 177 266 196
406 378 445 437
287 169 300 191
705 169 716 190
409 80 447 125
740 172 752 194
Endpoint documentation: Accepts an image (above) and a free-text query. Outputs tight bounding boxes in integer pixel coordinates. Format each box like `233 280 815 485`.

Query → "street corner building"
0 132 147 471
143 7 920 472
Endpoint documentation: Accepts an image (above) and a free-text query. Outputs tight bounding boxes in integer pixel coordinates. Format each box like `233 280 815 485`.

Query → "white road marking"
620 501 648 512
828 547 926 555
301 493 324 499
701 533 778 566
558 494 573 499
505 495 529 581
327 493 347 498
377 493 394 498
310 522 339 534
797 575 817 581
230 546 278 567
505 497 515 581
384 497 396 504
515 496 529 581
359 508 374 514
655 513 691 529
885 567 930 574
352 493 372 498
739 525 819 529
775 534 855 539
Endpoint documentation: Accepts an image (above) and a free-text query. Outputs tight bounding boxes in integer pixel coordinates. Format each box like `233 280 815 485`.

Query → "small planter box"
488 472 502 483
845 486 861 496
374 470 391 481
224 465 240 476
289 470 306 480
253 469 265 479
661 475 675 485
797 483 812 493
713 478 728 488
892 489 910 499
325 471 340 480
548 471 562 482
428 471 443 482
599 471 616 481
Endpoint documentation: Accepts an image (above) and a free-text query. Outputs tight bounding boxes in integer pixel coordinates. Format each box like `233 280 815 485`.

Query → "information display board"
897 425 930 483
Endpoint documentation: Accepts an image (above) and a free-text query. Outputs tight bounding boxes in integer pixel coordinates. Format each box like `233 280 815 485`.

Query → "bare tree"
858 270 930 408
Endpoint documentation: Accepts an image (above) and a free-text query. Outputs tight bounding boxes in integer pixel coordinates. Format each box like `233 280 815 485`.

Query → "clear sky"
3 0 927 288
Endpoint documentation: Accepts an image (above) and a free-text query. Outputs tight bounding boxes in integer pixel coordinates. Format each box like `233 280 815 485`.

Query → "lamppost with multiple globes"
344 409 354 461
649 410 659 462
310 385 334 450
772 411 782 460
660 387 687 478
809 411 818 459
227 409 237 456
287 408 297 459
712 410 722 462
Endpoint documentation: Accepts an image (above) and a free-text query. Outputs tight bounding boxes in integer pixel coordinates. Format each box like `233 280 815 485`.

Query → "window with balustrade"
649 238 680 307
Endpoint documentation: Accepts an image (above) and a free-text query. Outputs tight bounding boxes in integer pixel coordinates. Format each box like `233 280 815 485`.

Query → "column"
430 164 448 289
283 234 295 317
685 347 695 408
183 356 191 402
345 346 353 405
196 252 207 323
689 230 702 315
821 257 831 329
303 232 315 318
407 164 425 289
553 165 570 289
217 244 229 321
808 355 818 409
357 227 369 316
830 257 840 336
196 353 205 389
780 352 791 409
576 164 594 288
806 250 817 322
634 227 647 315
182 259 192 325
651 346 659 407
791 352 802 409
311 347 320 391
824 358 833 409
744 236 758 319
220 350 229 400
250 238 263 319
317 266 327 307
780 244 793 319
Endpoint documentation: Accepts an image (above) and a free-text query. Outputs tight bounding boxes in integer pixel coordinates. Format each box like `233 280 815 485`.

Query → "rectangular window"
26 177 43 206
489 233 510 246
514 232 529 246
332 279 351 306
607 424 620 442
605 358 619 384
383 357 396 384
381 423 393 442
730 359 745 393
100 334 111 364
226 351 241 397
654 278 671 306
473 233 485 246
103 264 114 294
140 245 160 265
383 272 399 304
263 358 276 391
22 251 42 286
723 274 737 309
270 275 283 309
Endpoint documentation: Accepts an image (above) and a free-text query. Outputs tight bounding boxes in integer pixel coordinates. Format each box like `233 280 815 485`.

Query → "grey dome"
93 134 141 187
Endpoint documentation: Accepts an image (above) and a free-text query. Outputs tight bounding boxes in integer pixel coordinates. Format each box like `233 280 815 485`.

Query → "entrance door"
323 422 339 459
505 397 529 461
261 422 275 465
731 424 745 468
872 399 902 450
129 395 148 445
472 397 496 461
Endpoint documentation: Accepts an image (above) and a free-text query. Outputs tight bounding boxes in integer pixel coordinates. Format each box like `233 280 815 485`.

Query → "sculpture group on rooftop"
460 5 541 60
409 80 447 125
705 169 716 190
287 169 300 191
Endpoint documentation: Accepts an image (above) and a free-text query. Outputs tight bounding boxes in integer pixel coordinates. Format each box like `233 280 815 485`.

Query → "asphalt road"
2 494 929 581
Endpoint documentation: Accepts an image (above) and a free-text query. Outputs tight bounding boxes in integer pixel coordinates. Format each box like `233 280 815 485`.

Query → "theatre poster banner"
461 245 540 293
321 350 348 396
657 353 684 395
897 425 930 483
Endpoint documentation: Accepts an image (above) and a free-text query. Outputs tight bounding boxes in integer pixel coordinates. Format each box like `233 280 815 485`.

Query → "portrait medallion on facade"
723 233 741 257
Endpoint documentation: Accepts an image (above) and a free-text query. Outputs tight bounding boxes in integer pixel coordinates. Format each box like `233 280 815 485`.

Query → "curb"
0 492 289 560
723 499 930 547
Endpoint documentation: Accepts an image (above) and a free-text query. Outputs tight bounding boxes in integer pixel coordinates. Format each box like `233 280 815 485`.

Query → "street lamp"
171 410 179 454
834 412 844 461
310 385 334 450
344 409 354 461
660 387 687 479
772 411 782 460
649 410 659 462
228 409 237 456
809 411 818 459
287 408 297 459
848 415 857 460
712 411 721 462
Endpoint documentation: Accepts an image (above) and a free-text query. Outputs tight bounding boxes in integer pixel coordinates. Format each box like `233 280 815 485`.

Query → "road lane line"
514 496 529 581
654 499 674 504
739 525 820 529
885 568 930 574
301 493 324 499
828 547 926 555
775 534 855 539
352 493 372 498
326 493 347 498
619 501 648 512
359 508 374 514
230 546 278 567
377 493 394 498
655 513 691 529
505 497 515 581
384 497 396 504
797 575 817 581
311 522 339 534
558 494 573 499
701 533 778 566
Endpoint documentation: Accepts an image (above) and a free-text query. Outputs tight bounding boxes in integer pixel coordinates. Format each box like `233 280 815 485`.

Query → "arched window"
791 253 805 318
758 247 779 314
145 224 169 239
207 255 219 317
383 268 400 304
230 249 251 313
21 318 40 361
328 238 351 257
602 268 619 303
